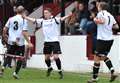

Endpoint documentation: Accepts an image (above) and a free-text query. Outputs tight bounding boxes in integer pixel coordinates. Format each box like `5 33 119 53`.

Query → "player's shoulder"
9 15 19 21
97 10 108 18
98 12 105 17
53 17 61 22
8 16 14 20
37 18 44 22
6 16 15 23
40 18 44 21
97 11 103 15
54 16 60 19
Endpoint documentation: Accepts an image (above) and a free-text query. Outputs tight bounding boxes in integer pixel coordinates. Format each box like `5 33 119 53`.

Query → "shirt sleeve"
96 12 104 19
23 19 28 31
54 17 61 24
112 16 117 24
35 18 43 28
5 18 10 28
36 18 43 24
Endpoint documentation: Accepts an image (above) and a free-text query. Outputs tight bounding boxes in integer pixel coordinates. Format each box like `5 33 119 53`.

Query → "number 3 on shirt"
13 21 18 30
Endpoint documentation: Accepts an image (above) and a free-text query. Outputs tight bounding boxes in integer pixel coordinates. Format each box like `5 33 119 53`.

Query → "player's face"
44 10 52 19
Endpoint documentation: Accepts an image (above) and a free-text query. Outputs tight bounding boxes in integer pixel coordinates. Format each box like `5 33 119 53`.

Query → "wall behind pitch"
27 35 120 73
27 36 93 72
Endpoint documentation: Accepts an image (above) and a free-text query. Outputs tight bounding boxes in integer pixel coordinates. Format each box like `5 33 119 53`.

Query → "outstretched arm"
23 15 36 23
60 13 72 21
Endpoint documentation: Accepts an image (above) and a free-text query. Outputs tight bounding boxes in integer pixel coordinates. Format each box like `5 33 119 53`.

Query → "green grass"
0 68 119 83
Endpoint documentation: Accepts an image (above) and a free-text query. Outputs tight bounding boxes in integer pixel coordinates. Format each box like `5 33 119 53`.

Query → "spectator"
88 0 97 11
72 1 80 21
77 2 90 35
86 9 97 57
9 0 17 6
86 0 98 34
16 0 24 6
65 1 79 35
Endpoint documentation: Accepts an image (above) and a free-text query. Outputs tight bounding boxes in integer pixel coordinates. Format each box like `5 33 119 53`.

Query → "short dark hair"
44 8 52 13
99 2 108 10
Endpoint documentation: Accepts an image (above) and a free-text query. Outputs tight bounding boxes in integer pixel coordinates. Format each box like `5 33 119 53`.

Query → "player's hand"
93 18 97 22
22 14 26 19
94 18 101 24
94 17 105 24
69 12 73 17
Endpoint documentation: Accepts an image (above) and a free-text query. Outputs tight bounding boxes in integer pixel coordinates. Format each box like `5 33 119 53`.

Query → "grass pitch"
0 68 119 83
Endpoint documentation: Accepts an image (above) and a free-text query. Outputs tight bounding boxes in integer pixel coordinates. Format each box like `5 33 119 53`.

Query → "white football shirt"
36 17 61 42
96 10 116 40
5 14 28 46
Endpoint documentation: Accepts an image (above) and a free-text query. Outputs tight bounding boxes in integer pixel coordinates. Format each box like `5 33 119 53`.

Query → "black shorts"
7 44 25 56
43 41 61 54
95 40 113 56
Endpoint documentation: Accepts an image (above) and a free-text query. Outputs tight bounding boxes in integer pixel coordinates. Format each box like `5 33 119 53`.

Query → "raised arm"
23 15 36 23
60 13 72 21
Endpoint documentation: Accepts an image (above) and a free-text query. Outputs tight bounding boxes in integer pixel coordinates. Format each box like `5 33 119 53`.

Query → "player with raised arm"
23 8 72 79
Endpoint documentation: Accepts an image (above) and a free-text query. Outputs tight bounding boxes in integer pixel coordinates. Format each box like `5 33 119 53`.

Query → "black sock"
3 56 11 67
8 57 12 67
55 58 61 70
15 60 22 74
0 61 1 65
45 59 51 68
104 57 114 74
93 63 100 79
